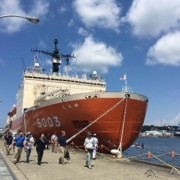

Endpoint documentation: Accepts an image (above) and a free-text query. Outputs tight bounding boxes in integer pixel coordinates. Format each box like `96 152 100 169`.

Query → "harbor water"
123 137 180 167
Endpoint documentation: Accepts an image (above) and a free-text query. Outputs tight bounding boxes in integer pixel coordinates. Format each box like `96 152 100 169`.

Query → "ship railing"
122 86 133 93
24 69 105 83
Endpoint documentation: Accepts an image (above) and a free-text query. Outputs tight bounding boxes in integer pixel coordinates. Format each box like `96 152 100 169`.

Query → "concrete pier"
0 141 179 180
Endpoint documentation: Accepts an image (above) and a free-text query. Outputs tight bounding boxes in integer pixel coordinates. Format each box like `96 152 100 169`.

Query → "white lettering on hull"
36 116 61 128
62 103 78 109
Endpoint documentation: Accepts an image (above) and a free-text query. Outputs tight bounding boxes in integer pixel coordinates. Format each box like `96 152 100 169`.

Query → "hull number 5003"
37 116 61 128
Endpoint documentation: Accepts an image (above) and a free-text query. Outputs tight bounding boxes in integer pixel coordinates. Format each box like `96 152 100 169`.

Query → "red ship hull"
11 92 148 152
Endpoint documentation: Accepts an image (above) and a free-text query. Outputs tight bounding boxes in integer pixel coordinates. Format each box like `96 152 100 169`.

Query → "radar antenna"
31 39 72 75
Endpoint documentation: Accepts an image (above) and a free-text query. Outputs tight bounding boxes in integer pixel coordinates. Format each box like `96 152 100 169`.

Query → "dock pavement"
0 141 179 180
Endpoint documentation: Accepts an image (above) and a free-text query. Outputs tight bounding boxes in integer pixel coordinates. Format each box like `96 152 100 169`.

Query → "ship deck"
0 141 178 180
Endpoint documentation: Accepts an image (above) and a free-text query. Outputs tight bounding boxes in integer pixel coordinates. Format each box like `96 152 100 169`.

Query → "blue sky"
0 0 180 127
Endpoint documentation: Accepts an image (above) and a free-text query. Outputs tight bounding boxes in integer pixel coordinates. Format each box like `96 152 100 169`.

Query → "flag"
120 74 126 80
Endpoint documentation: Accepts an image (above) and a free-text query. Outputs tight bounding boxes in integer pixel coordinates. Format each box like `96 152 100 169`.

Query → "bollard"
171 151 175 160
145 151 157 177
169 151 180 175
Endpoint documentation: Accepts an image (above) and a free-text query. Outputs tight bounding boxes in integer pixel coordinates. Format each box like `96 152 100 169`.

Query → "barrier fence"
67 141 180 175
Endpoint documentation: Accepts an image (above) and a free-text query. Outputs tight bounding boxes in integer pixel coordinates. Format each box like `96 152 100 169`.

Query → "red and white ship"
6 39 148 153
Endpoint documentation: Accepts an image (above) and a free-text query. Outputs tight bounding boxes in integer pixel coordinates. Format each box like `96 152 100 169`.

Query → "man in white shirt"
51 132 58 152
84 132 94 169
92 134 98 159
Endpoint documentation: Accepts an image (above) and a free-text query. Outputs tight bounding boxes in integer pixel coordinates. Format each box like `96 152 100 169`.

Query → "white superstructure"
15 67 106 119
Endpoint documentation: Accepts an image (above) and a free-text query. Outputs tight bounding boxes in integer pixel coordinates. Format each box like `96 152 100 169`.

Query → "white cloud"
44 58 51 65
38 40 46 48
70 36 123 73
68 19 74 27
29 0 49 18
151 114 180 126
0 58 5 66
0 0 49 34
73 0 121 32
58 6 67 13
169 114 180 126
146 31 180 66
123 0 180 37
78 27 89 36
146 115 180 126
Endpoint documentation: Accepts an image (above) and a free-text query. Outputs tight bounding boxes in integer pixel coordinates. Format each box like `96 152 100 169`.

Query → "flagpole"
125 74 127 91
125 74 127 87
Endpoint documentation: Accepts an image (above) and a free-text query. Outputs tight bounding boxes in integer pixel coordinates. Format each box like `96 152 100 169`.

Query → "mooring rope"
118 97 128 154
66 98 126 143
125 153 148 159
23 108 36 134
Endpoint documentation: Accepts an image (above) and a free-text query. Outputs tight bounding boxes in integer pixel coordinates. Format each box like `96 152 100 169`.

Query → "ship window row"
25 76 105 87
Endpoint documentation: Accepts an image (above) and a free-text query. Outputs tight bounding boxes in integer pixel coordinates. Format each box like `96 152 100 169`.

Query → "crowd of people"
2 130 99 169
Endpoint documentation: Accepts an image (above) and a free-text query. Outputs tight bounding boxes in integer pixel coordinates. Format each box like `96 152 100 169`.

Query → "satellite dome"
35 62 39 67
93 71 97 75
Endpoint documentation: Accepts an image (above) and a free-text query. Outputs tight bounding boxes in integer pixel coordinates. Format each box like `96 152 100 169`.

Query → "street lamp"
0 15 39 24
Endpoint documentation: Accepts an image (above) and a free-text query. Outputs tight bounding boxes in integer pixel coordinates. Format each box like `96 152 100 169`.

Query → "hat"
87 132 92 136
94 134 96 136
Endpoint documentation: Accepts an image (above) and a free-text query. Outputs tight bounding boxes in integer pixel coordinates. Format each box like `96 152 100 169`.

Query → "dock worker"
92 134 98 160
84 132 94 169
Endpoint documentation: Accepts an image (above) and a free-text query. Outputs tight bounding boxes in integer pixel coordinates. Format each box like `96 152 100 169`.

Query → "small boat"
131 143 144 148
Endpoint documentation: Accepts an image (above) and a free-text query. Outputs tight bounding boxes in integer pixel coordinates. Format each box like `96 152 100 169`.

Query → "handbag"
64 149 70 160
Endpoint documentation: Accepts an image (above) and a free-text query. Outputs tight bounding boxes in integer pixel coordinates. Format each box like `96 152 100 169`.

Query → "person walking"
51 132 58 152
34 133 46 165
45 134 50 150
12 134 18 153
84 132 94 169
58 131 67 165
4 132 13 155
92 134 98 160
13 131 25 164
24 138 33 163
30 133 35 146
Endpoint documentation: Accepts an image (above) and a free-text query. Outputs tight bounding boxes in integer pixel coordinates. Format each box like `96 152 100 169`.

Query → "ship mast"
31 39 75 75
